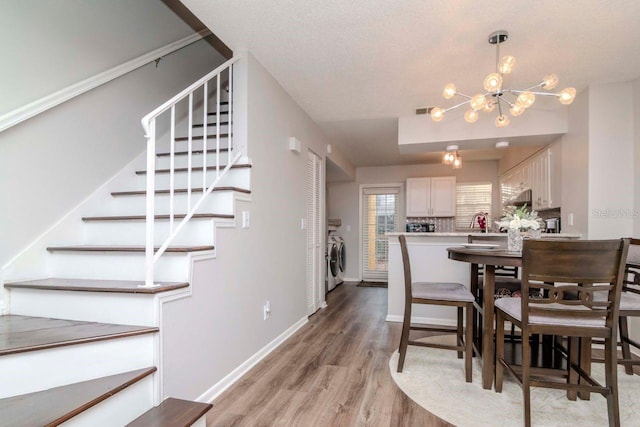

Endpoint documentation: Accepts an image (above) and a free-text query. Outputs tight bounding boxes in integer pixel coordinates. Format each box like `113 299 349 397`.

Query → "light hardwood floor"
206 282 452 426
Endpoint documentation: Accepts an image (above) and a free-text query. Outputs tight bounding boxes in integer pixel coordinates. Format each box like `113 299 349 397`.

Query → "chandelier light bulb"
452 155 462 169
430 107 445 122
442 151 455 165
464 109 479 123
470 94 488 110
442 83 457 99
558 87 576 105
495 114 510 128
483 73 503 92
483 101 496 113
542 73 559 90
516 91 536 108
510 104 525 116
498 55 516 74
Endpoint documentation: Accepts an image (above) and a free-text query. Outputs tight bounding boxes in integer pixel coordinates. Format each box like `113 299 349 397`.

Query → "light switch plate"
242 211 250 229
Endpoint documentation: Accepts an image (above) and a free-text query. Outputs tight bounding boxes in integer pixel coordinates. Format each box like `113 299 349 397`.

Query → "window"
455 183 492 230
361 186 401 281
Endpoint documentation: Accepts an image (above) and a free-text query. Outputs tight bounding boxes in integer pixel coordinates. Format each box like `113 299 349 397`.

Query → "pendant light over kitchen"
430 30 576 128
442 145 462 169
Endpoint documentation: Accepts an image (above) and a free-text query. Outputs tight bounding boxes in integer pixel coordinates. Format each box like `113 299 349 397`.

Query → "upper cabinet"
406 177 456 217
499 144 561 211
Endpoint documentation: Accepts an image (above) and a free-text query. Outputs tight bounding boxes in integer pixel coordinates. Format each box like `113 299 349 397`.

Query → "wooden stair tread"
175 133 228 141
0 315 158 356
193 121 229 128
0 367 156 427
112 186 251 197
46 245 214 253
82 213 234 222
127 398 212 427
156 148 229 157
4 278 189 294
135 163 252 175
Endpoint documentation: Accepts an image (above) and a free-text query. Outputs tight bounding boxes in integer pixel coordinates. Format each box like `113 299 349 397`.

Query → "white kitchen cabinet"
500 145 560 211
406 177 456 217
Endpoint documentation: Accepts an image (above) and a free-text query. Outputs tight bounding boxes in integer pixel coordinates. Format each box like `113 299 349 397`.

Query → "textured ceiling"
183 0 640 167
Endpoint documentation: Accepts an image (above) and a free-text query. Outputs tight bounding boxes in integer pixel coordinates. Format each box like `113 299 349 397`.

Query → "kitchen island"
385 232 582 325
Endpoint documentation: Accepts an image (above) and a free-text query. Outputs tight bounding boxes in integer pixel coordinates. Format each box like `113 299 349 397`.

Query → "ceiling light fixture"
430 30 576 128
442 144 462 169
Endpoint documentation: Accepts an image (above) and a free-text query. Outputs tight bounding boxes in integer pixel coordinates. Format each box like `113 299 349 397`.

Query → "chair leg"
579 337 591 401
522 330 532 427
495 310 505 393
604 336 621 427
397 302 412 372
567 337 578 401
619 316 633 375
465 303 473 383
457 306 463 359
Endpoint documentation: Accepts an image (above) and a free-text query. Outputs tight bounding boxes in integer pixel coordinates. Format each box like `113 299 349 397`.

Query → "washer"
334 235 345 285
327 236 340 291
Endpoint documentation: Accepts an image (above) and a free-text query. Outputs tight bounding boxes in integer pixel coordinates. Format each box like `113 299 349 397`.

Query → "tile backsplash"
406 217 455 232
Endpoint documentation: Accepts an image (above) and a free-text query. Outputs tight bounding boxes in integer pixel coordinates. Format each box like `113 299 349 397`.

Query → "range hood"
506 189 532 207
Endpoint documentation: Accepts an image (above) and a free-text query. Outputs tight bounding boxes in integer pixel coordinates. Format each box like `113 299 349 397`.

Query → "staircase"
0 58 248 425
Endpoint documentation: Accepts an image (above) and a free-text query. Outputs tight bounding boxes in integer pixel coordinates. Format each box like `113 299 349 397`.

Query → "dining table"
447 246 522 390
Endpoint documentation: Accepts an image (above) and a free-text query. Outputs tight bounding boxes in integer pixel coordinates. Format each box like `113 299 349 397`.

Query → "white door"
306 150 323 315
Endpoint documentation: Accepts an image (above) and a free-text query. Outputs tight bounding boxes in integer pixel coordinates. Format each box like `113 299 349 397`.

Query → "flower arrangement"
496 205 542 252
495 204 542 231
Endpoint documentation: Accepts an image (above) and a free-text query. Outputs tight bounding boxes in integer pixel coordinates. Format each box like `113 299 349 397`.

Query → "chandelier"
442 145 462 169
430 30 576 128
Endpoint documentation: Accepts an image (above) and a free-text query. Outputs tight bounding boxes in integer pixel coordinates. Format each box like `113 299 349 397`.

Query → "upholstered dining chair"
397 235 474 382
494 238 629 427
615 238 640 374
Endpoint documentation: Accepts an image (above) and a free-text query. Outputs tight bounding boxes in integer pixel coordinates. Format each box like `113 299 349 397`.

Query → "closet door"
306 150 323 315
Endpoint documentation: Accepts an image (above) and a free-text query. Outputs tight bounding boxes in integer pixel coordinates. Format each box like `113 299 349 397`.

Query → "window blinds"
455 183 492 230
361 186 400 281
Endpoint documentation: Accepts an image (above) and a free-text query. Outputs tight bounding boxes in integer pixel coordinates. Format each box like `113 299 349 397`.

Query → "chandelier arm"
443 100 471 113
497 98 504 117
497 96 513 108
505 89 561 97
456 93 472 100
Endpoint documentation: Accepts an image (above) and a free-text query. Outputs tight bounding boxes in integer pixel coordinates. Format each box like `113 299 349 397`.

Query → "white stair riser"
190 124 229 136
139 168 250 191
0 334 154 399
84 219 218 246
61 374 154 427
160 138 229 154
10 288 158 325
48 251 195 282
155 151 231 169
85 191 237 217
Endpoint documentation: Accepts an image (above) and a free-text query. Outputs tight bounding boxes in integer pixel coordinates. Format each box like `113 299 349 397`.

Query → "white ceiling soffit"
183 0 640 166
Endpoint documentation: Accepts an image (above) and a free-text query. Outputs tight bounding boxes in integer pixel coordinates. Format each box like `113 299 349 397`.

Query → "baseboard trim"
385 314 457 327
197 315 309 403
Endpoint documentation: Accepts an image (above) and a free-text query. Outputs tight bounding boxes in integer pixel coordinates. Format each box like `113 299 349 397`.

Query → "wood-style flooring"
206 282 451 427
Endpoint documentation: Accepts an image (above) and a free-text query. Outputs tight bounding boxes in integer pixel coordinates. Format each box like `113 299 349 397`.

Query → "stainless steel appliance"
406 222 436 232
544 217 561 233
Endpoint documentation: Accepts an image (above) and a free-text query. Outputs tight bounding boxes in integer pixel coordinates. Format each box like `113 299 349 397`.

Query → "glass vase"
507 228 524 253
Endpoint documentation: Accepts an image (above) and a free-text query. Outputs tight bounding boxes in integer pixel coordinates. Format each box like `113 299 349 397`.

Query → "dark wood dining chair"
615 238 640 374
397 235 474 382
494 238 629 427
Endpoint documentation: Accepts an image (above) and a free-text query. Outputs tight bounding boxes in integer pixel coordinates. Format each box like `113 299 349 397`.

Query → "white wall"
0 24 226 267
634 77 640 237
1 0 196 114
161 52 336 400
587 83 635 239
560 87 590 236
327 160 499 280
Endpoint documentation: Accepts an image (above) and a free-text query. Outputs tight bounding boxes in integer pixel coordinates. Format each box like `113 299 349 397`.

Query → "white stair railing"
141 57 240 287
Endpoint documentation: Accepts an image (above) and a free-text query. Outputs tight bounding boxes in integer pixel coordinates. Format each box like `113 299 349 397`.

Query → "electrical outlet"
263 301 271 320
242 211 250 229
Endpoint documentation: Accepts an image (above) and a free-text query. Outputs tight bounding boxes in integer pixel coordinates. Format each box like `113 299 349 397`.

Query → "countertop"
385 231 583 238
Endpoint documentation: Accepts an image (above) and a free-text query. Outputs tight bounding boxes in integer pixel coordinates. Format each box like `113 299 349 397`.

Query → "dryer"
334 235 345 285
327 236 340 291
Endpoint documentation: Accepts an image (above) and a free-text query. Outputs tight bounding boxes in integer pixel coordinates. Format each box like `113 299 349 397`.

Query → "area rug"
389 336 640 426
357 281 388 288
